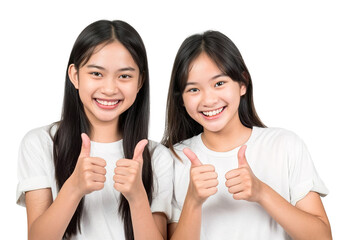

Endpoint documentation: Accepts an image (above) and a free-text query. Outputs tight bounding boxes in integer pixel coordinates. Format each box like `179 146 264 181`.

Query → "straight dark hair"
162 30 265 156
51 20 153 240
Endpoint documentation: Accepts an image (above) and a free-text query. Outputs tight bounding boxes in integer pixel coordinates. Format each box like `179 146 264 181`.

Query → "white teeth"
96 99 119 106
202 107 224 116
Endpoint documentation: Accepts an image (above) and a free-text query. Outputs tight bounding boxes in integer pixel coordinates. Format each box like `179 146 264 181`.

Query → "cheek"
78 80 95 100
123 82 140 101
226 92 242 112
182 95 199 115
225 87 242 103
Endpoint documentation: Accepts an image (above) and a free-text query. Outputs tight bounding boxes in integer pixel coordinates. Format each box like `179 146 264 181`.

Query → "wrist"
63 177 84 201
128 190 149 208
256 181 271 205
184 190 204 209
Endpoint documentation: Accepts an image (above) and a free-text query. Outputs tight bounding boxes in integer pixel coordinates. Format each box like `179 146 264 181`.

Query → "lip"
200 106 226 120
94 98 121 110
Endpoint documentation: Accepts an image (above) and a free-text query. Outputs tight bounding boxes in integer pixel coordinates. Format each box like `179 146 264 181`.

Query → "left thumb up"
238 145 249 168
133 139 148 164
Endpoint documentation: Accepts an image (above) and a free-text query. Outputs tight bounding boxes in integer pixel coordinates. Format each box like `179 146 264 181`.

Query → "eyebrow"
86 64 106 70
185 74 227 86
211 74 227 80
86 64 136 72
117 67 136 72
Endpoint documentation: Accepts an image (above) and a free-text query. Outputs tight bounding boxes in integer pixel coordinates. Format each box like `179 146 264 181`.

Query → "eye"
215 81 225 87
186 88 199 93
91 72 102 77
119 74 131 79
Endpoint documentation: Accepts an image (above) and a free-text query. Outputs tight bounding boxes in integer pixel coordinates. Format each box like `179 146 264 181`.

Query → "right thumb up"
183 148 202 167
80 133 91 158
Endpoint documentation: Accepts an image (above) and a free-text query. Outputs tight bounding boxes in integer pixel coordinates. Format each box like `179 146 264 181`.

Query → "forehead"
85 41 138 70
187 53 223 81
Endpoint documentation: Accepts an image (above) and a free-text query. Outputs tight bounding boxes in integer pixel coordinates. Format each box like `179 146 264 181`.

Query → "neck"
89 119 121 143
202 117 252 152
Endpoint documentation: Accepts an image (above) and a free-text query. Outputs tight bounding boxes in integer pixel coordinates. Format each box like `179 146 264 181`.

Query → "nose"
202 89 218 107
101 77 118 95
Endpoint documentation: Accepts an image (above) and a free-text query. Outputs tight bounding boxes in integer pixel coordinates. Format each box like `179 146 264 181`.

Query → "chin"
94 114 119 123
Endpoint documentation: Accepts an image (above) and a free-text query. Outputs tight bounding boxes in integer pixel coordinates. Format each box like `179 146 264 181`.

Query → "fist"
225 145 262 202
70 133 107 197
113 139 148 202
184 148 218 205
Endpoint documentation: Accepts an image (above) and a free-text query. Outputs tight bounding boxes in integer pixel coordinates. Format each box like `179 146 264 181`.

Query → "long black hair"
162 30 265 155
51 20 153 240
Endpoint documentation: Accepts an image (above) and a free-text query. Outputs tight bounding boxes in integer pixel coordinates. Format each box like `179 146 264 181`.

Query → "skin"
25 41 167 240
168 53 332 240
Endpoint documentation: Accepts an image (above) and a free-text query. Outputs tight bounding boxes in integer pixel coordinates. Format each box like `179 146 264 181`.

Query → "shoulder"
20 124 57 149
167 135 201 166
148 140 173 162
251 127 309 160
148 140 174 174
173 135 200 154
253 127 304 146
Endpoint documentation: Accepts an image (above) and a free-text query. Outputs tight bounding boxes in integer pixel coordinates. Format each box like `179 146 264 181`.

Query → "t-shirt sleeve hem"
167 206 181 224
290 179 329 206
168 219 179 224
16 176 51 207
151 200 172 220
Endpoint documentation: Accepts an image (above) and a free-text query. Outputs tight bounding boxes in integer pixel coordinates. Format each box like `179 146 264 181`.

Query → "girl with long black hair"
163 30 332 239
16 20 172 240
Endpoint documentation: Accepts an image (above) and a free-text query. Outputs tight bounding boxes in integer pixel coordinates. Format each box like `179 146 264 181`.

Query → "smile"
202 107 225 117
95 99 119 106
94 98 121 110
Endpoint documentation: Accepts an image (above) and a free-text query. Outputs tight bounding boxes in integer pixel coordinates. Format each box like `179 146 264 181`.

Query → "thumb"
133 139 148 164
238 145 249 167
183 148 202 167
80 133 91 158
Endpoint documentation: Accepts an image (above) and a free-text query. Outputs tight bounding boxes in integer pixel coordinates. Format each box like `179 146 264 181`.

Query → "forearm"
28 180 82 240
258 183 331 240
129 192 165 240
170 194 202 240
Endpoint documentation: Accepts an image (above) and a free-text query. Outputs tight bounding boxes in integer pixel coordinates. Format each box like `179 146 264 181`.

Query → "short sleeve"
16 127 54 206
168 147 190 223
288 134 329 205
150 143 173 220
169 192 182 223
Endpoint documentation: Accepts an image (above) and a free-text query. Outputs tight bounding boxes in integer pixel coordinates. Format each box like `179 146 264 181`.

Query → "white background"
1 0 343 238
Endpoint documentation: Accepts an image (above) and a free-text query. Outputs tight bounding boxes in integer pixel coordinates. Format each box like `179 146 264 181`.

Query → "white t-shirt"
170 127 328 240
16 125 173 239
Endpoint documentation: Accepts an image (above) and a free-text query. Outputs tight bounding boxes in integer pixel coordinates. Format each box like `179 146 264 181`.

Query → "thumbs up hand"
184 148 218 206
113 139 148 202
69 133 107 198
225 145 262 202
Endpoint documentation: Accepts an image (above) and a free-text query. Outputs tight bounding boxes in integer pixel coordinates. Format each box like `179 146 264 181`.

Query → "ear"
137 74 144 93
68 64 79 89
240 71 249 96
240 83 247 96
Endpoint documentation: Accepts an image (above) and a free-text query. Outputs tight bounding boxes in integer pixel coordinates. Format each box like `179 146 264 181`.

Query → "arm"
169 148 218 240
226 145 332 240
129 193 167 240
26 133 106 240
114 140 167 240
168 191 203 240
26 181 82 240
258 185 331 240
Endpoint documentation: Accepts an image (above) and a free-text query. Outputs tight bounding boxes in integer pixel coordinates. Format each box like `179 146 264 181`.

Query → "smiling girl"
163 31 332 239
16 20 172 240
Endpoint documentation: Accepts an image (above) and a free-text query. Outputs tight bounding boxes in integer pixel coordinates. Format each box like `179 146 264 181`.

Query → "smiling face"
69 41 140 130
182 52 246 135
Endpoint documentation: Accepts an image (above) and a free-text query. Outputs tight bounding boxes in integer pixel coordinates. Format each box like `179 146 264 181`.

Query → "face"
182 53 246 134
69 41 141 128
